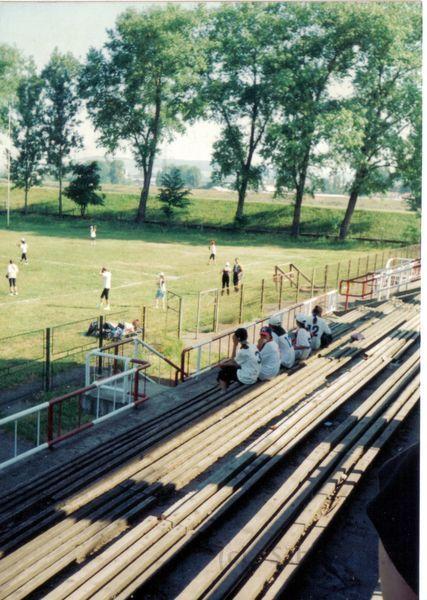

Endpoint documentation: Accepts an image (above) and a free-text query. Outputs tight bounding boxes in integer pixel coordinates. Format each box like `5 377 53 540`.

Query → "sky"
0 1 219 162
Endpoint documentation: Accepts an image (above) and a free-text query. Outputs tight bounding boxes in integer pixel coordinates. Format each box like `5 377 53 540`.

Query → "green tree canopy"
65 161 105 217
10 69 46 213
0 44 26 130
157 166 191 218
42 49 82 216
80 5 201 223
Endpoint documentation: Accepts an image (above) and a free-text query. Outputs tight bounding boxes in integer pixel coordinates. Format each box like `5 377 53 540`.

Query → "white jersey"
305 315 331 350
90 228 96 239
20 242 27 253
210 244 216 255
7 263 18 278
271 330 295 369
235 343 261 384
295 327 311 359
102 271 112 289
259 340 281 381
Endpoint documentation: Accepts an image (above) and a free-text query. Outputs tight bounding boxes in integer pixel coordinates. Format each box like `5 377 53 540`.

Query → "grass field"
0 182 420 241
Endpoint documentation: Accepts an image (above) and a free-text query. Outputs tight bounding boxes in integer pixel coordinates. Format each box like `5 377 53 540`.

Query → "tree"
156 164 202 188
42 49 82 216
396 94 421 213
263 3 369 237
65 161 105 217
10 71 46 213
157 167 191 218
80 5 201 223
200 3 278 223
335 4 421 239
0 44 26 130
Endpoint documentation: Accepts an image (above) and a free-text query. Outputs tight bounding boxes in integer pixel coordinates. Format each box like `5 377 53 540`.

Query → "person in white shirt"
294 314 312 361
268 314 295 369
155 273 167 310
6 260 19 295
257 326 281 381
305 305 332 351
19 239 28 264
90 225 97 245
99 267 112 310
208 240 217 264
217 327 261 391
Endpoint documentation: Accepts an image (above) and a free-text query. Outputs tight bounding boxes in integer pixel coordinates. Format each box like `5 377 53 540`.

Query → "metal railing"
339 258 421 310
180 290 338 381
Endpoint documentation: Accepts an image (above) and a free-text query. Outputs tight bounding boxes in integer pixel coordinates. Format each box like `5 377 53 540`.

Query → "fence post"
260 279 265 314
213 289 219 333
177 297 183 339
373 253 378 273
278 275 283 310
323 264 328 293
239 284 244 323
44 327 52 391
365 254 369 273
141 306 146 341
336 262 341 288
195 292 201 339
295 270 300 303
310 268 315 298
356 257 361 276
347 259 351 279
97 315 104 375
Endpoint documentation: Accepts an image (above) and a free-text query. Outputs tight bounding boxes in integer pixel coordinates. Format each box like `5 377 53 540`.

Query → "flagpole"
6 104 11 228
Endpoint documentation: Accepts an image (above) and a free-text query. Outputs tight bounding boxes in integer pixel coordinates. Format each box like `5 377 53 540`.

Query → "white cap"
158 272 164 277
295 313 307 325
268 314 282 326
21 238 25 242
225 262 230 267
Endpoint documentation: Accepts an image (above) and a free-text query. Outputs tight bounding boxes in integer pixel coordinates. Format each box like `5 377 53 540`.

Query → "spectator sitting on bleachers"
217 327 261 391
268 314 295 369
257 326 281 381
294 314 312 361
305 305 332 351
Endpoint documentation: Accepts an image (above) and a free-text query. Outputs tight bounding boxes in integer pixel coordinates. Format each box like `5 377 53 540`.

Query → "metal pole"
44 327 52 391
239 284 244 323
213 289 219 333
141 306 146 341
260 279 265 314
97 315 104 375
336 262 341 288
195 292 201 339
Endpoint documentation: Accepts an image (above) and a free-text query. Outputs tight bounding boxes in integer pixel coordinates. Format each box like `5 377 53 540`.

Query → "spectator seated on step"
304 305 332 351
268 314 295 369
293 314 311 361
257 326 281 381
217 327 261 392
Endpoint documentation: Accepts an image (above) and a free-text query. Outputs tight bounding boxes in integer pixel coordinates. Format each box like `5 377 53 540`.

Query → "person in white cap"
155 272 167 310
221 261 231 296
305 305 332 351
268 314 295 369
294 314 311 361
19 239 28 264
99 267 112 310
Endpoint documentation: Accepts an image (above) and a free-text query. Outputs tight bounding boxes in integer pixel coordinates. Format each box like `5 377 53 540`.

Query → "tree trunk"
58 172 63 216
291 175 306 238
23 186 29 215
136 176 150 223
235 173 249 223
339 187 359 240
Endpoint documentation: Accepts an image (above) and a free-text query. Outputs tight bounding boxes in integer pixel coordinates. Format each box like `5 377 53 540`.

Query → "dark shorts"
8 278 16 287
100 288 110 300
209 253 216 260
217 364 240 384
233 273 239 286
222 273 230 288
21 253 27 260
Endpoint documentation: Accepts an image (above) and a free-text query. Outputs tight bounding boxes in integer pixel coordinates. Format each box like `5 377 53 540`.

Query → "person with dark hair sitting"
217 327 261 391
306 304 332 351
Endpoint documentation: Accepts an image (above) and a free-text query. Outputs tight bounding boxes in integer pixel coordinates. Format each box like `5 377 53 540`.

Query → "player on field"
268 314 295 369
257 326 281 381
99 267 111 310
305 305 332 351
217 327 261 391
6 259 19 295
19 239 28 264
221 262 231 296
90 225 97 245
208 240 217 264
155 272 167 310
232 258 243 292
294 314 311 361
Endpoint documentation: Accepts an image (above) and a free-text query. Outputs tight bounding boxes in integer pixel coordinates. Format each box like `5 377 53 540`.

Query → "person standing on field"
90 225 97 245
208 240 217 264
221 262 231 296
233 258 243 292
6 259 19 295
19 239 28 264
99 267 111 310
155 272 167 310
